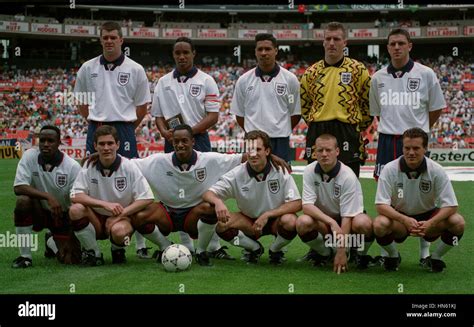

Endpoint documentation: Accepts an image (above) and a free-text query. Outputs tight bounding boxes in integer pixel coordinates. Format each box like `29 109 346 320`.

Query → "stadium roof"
66 4 474 14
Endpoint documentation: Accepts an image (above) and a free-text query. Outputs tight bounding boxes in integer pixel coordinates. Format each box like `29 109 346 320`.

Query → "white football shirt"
302 161 363 219
370 59 446 135
14 148 81 211
230 65 301 138
209 162 301 219
151 67 220 127
133 151 242 209
74 54 151 122
375 156 458 215
72 155 154 216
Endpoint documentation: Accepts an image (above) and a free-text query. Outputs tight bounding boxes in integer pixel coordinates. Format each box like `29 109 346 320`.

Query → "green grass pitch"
0 159 472 294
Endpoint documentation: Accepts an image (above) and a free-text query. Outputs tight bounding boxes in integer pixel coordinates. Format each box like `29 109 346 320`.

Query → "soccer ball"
161 244 192 272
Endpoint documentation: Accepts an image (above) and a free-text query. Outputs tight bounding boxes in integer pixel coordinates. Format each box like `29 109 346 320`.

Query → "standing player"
230 33 301 162
373 128 464 272
130 125 290 266
203 130 301 265
151 37 224 256
74 21 152 258
12 125 81 268
300 22 372 177
369 28 446 261
296 134 374 273
69 126 154 266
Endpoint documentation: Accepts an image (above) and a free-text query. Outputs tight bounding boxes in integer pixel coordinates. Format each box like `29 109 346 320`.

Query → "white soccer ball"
161 244 192 272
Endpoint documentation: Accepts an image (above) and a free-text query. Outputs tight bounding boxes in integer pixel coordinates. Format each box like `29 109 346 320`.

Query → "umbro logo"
91 178 98 184
91 73 98 78
33 172 39 177
241 187 249 192
166 171 174 176
378 83 385 88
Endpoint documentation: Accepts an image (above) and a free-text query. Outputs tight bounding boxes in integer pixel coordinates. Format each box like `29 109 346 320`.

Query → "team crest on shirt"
115 177 127 192
194 168 207 182
275 83 287 96
189 84 202 97
333 183 341 199
55 174 67 188
118 72 130 86
407 78 420 92
340 72 352 85
419 179 432 193
268 179 280 194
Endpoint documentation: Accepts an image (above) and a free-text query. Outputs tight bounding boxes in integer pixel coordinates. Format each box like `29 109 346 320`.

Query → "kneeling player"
203 130 301 265
374 127 465 272
296 134 374 274
12 126 82 268
69 126 154 266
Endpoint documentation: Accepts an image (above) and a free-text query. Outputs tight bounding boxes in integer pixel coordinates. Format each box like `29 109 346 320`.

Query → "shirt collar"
246 160 272 182
399 156 427 179
100 53 126 71
173 66 198 83
172 150 198 171
96 155 122 177
323 57 345 68
314 161 341 183
255 64 280 82
37 150 64 172
387 59 414 78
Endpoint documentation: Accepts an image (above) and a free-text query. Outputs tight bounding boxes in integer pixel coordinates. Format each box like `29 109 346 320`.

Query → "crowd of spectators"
0 57 472 150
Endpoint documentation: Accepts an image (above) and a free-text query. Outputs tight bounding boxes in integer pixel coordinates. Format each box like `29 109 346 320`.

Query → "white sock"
46 235 58 254
179 231 195 253
235 231 259 251
419 238 431 259
207 232 222 252
305 233 330 256
431 240 453 260
197 221 216 254
142 226 172 250
269 234 292 252
381 241 398 258
135 232 146 250
380 247 389 257
16 226 33 259
74 222 101 257
357 240 373 256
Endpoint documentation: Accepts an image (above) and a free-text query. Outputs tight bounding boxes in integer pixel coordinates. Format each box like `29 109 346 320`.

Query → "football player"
12 125 81 268
374 127 465 272
203 130 301 265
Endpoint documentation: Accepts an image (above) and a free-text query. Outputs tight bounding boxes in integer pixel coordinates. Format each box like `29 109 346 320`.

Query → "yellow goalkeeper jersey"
300 57 372 131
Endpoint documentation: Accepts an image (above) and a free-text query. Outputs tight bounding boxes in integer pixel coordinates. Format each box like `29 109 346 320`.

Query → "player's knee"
15 195 33 211
296 214 314 234
14 196 34 226
279 214 296 230
135 223 155 235
373 216 390 236
110 223 132 243
449 213 465 233
69 203 87 220
196 201 214 215
353 214 373 236
217 227 238 242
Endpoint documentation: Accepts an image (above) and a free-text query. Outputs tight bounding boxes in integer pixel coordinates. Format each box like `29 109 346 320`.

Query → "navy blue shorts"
374 133 403 179
270 137 290 163
87 121 138 159
164 132 211 153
